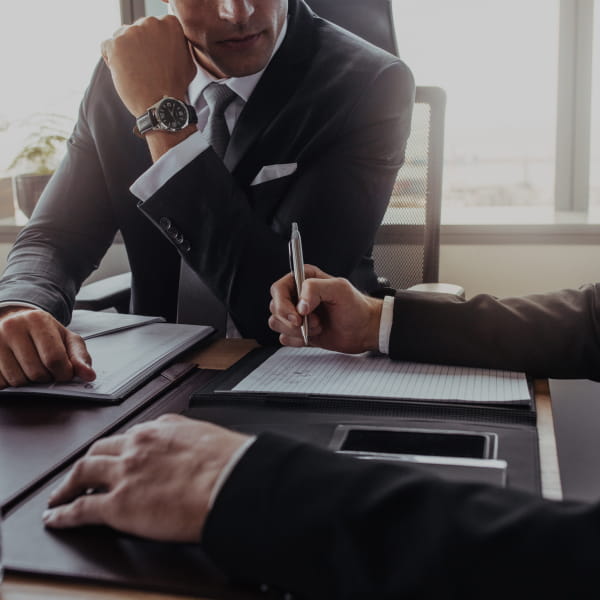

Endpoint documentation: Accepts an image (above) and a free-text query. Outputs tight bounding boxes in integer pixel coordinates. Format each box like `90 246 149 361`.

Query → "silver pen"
288 222 309 345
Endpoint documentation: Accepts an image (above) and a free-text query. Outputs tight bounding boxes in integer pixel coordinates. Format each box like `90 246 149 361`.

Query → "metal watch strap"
135 110 158 137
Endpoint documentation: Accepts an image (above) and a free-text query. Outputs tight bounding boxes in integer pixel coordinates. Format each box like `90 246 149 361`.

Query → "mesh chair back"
373 87 445 288
307 0 446 289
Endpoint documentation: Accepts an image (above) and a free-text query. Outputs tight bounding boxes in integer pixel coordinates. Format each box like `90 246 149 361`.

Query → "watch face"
156 98 189 131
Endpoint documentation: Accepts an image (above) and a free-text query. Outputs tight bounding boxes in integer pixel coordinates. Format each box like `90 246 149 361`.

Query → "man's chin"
192 42 273 79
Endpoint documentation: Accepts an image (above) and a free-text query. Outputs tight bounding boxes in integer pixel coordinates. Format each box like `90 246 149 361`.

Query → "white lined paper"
230 347 531 404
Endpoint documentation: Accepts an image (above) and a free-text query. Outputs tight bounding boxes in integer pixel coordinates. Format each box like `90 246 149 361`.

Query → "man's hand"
269 265 383 354
43 415 250 542
100 15 196 118
0 307 95 389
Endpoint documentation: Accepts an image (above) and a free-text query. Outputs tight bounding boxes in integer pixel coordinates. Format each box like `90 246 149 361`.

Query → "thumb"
65 333 96 382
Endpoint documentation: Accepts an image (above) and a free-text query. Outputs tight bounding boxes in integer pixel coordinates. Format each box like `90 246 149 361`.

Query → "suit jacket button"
159 217 173 232
174 231 184 244
180 240 191 252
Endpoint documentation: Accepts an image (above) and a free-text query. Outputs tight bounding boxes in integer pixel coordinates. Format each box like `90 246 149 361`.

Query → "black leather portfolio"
188 346 541 495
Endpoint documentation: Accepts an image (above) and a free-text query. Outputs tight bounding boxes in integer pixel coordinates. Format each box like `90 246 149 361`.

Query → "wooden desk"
1 340 562 600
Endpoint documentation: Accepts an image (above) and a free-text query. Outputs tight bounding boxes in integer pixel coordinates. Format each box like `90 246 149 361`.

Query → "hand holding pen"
288 222 309 345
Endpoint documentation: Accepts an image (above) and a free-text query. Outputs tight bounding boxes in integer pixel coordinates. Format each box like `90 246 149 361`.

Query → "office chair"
306 0 462 296
74 0 461 312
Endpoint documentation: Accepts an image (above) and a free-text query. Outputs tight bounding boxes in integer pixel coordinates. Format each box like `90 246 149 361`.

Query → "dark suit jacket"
389 285 600 380
0 0 414 343
203 432 599 600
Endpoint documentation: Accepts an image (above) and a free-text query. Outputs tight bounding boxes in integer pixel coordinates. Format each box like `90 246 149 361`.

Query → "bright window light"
591 4 600 211
0 2 121 176
393 0 560 224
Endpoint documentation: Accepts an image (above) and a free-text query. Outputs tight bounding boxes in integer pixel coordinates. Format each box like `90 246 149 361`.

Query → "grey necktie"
202 83 238 158
176 84 238 335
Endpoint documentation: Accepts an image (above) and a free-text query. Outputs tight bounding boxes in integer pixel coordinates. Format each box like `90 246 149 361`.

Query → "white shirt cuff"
208 435 257 510
130 130 210 203
378 295 395 355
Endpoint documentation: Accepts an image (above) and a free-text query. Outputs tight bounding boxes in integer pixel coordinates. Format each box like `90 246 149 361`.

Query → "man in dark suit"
44 265 600 598
0 0 414 388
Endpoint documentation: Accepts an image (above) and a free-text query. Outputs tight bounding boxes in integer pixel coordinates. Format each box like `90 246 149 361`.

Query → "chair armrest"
74 272 132 313
406 282 465 298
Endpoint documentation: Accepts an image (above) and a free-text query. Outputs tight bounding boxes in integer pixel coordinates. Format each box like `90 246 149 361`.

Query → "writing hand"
0 307 95 389
269 264 383 354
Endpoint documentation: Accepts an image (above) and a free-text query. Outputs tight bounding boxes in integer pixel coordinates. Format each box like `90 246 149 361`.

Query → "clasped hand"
100 15 196 118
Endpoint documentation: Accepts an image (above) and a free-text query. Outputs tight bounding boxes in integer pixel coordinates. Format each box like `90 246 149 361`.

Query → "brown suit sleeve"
389 285 600 380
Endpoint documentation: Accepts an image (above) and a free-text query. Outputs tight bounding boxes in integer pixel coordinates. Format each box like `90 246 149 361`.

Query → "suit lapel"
224 0 316 173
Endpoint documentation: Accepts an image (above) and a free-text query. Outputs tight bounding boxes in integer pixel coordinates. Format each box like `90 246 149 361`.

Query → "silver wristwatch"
134 97 198 137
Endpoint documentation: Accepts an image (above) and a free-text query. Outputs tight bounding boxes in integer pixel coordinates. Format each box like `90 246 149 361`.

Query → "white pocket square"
251 163 298 186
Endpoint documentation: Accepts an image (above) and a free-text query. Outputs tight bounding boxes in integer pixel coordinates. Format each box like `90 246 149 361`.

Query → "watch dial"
157 98 188 131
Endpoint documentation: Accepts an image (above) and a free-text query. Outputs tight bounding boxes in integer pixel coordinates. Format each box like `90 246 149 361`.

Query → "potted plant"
9 114 71 221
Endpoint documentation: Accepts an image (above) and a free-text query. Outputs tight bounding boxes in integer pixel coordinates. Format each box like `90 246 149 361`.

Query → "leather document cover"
189 347 541 496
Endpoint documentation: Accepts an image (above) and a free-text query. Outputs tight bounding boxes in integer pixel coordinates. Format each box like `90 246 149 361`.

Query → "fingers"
269 264 332 328
43 494 106 529
45 435 127 529
269 312 322 340
0 310 57 387
0 309 95 389
270 273 301 326
301 264 330 280
31 322 78 382
0 340 31 387
47 456 118 508
65 332 95 382
86 434 128 457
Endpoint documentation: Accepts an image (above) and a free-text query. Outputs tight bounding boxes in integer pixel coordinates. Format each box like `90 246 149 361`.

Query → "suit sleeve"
202 433 599 600
389 285 600 380
0 62 119 324
138 61 414 343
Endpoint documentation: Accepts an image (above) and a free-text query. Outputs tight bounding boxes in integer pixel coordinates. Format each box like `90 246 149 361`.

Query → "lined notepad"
231 347 531 404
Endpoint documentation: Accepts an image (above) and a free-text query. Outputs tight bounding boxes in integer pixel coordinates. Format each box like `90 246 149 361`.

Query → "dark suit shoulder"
312 12 412 85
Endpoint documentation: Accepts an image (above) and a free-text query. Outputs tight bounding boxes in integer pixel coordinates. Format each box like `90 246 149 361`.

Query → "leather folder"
188 346 541 495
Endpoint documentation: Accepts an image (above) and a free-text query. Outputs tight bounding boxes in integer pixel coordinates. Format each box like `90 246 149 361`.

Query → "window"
393 0 599 225
590 4 600 213
393 0 561 224
2 1 597 230
0 1 122 224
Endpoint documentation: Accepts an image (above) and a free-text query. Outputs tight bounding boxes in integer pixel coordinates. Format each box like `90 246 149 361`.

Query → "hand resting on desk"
0 306 95 389
268 264 382 354
43 414 250 541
